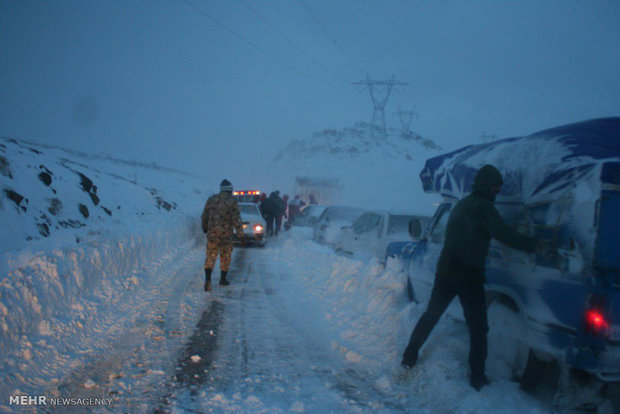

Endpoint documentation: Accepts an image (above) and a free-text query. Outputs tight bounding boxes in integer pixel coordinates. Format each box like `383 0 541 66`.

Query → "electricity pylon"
394 104 419 137
353 75 408 138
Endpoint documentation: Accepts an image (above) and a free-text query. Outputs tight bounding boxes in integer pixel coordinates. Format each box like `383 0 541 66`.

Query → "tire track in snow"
155 248 248 412
256 263 406 412
166 243 406 413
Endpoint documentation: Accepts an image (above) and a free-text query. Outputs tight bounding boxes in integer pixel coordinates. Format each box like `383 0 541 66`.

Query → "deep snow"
1 135 615 413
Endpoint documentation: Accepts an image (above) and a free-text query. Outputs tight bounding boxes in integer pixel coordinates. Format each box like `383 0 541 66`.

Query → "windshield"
324 207 363 221
307 205 326 218
239 204 260 216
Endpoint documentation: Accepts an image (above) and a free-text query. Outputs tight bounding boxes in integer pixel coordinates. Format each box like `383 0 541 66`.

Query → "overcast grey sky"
1 0 619 176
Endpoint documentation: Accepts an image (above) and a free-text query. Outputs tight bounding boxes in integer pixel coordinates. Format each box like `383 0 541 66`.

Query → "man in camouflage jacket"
201 179 244 291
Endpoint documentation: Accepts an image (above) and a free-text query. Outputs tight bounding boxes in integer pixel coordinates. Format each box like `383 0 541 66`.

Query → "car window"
366 214 382 234
309 206 326 217
352 213 371 234
376 215 384 237
318 208 330 222
329 207 361 221
387 215 416 235
321 207 363 222
428 204 452 244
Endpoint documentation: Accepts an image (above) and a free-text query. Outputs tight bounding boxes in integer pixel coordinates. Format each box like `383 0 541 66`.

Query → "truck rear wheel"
487 298 546 390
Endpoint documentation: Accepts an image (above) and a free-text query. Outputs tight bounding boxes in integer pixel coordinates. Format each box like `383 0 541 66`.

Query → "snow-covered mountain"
270 122 442 214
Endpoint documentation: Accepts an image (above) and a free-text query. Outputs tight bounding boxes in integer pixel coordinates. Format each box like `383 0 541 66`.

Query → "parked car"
234 202 267 246
312 206 365 246
334 211 430 262
397 118 620 390
292 204 326 228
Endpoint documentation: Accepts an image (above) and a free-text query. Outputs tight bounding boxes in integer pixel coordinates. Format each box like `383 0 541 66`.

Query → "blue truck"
388 118 620 391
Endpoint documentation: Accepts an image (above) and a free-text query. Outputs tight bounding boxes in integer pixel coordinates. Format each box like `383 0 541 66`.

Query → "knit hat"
220 179 233 192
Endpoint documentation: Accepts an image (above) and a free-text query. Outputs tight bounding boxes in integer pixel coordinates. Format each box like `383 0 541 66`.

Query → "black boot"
219 270 229 286
204 268 212 291
401 348 418 369
470 374 490 391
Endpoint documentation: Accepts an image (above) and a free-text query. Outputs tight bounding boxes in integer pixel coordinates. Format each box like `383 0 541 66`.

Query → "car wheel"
487 298 546 390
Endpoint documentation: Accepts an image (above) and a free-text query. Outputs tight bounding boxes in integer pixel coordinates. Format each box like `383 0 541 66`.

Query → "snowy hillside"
0 136 209 255
270 122 442 214
0 137 211 404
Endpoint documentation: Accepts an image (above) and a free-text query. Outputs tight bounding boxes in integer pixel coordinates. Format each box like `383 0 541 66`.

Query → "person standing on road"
400 164 556 391
201 179 244 291
277 194 289 234
260 191 280 237
285 195 306 230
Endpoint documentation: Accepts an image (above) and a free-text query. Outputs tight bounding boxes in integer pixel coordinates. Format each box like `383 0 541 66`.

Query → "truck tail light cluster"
583 292 611 337
585 309 609 334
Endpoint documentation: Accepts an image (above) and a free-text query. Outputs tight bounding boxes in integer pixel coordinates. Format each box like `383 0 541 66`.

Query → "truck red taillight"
585 309 609 333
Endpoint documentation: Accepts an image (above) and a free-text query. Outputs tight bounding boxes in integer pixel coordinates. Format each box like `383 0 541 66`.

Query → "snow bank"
264 228 550 413
0 218 199 358
0 136 210 398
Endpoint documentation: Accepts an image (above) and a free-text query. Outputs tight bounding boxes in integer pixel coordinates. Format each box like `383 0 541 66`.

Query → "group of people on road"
257 191 286 237
258 191 307 235
200 166 556 392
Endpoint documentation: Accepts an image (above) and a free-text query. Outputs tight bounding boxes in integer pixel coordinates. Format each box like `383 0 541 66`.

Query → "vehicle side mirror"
409 219 422 239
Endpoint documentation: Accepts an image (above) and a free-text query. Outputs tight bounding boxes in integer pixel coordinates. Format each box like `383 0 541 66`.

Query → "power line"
298 0 366 75
238 0 350 83
182 0 340 90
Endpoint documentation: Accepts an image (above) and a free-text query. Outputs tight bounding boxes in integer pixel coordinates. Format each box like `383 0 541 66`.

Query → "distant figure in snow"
260 191 283 237
277 194 289 234
201 179 244 291
285 195 306 229
257 192 268 217
401 165 556 391
309 193 318 205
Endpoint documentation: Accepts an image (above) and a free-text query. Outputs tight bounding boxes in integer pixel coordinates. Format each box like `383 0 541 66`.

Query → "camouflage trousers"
205 239 233 271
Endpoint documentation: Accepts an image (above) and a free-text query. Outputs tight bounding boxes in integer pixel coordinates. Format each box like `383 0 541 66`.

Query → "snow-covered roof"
420 117 620 204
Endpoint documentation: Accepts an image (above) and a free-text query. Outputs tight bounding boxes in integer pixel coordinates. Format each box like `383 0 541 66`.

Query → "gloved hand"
536 240 557 261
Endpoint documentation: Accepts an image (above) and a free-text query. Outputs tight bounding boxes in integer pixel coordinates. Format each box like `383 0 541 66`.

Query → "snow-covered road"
162 246 408 413
4 226 617 413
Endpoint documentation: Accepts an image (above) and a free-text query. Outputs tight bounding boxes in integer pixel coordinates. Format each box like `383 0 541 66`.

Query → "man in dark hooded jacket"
401 164 556 391
260 192 283 237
